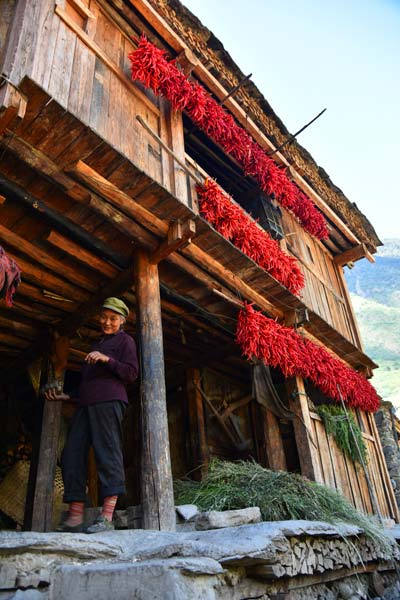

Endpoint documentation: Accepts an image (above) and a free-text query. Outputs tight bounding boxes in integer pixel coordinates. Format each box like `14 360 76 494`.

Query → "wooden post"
286 376 322 482
134 248 175 531
30 399 62 531
27 334 70 531
186 367 209 479
263 409 287 471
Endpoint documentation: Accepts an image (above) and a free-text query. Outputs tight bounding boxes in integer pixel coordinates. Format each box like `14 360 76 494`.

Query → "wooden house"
0 0 397 532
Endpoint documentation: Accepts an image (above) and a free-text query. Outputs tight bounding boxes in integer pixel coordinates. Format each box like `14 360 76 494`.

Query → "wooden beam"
2 264 135 378
334 243 374 266
335 264 365 352
263 409 287 471
286 376 322 482
186 367 209 479
88 194 158 249
68 160 169 237
0 82 27 135
45 230 118 278
0 175 127 268
133 248 175 530
16 282 78 313
69 161 282 318
89 190 281 317
0 224 97 292
150 219 196 264
1 134 90 203
62 0 95 20
130 0 365 249
176 48 199 76
5 251 90 304
0 315 36 338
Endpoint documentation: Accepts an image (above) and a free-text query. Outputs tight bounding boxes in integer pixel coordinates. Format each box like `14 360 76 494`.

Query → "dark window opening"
184 115 284 240
304 380 329 409
183 114 250 199
268 366 301 473
238 189 284 241
280 420 301 473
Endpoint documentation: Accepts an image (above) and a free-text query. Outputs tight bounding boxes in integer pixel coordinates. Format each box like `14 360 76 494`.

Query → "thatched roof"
149 0 382 252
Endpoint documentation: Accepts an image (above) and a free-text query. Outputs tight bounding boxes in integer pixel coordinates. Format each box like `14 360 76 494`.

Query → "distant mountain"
346 242 400 308
345 239 400 409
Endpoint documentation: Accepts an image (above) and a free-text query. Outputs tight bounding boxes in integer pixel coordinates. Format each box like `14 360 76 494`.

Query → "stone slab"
50 558 224 600
0 520 398 597
175 505 199 522
195 507 261 530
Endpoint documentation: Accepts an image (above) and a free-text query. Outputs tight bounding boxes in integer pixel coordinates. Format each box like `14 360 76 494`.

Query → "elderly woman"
45 297 138 533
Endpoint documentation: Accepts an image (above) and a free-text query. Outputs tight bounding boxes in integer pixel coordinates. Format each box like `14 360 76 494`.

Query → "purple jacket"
78 330 139 406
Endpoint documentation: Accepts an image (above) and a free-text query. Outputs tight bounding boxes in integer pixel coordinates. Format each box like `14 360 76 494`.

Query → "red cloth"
0 246 21 307
236 303 380 412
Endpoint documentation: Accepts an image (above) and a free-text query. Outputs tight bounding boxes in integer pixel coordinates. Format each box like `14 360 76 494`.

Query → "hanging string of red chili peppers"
196 179 304 295
236 304 380 412
129 36 329 240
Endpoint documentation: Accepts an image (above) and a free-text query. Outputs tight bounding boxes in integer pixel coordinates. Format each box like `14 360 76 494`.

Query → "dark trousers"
62 401 126 503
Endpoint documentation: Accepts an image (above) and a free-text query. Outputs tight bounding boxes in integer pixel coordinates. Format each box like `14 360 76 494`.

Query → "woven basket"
0 460 66 527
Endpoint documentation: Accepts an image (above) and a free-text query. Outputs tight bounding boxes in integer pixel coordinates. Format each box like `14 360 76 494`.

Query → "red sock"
65 501 84 526
102 495 118 522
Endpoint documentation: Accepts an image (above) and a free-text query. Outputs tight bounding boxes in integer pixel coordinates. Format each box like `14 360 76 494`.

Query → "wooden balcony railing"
186 155 362 350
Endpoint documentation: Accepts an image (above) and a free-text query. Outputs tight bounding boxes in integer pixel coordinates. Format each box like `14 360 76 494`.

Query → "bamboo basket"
0 460 66 528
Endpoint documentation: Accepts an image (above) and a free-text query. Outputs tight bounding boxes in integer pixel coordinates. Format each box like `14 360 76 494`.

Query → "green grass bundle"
316 404 367 464
174 459 388 546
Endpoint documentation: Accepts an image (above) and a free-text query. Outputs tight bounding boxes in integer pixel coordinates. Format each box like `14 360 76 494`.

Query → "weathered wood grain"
186 367 209 478
48 20 77 108
287 377 322 482
67 38 96 122
134 248 175 530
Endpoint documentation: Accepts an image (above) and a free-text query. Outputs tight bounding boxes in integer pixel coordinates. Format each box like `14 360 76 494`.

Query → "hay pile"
174 459 387 544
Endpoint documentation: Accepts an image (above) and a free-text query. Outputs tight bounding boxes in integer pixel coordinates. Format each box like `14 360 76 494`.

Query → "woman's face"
100 309 124 335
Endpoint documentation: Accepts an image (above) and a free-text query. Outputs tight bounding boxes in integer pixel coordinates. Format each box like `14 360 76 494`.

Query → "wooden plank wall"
282 211 360 348
201 368 254 461
3 0 188 204
309 409 396 519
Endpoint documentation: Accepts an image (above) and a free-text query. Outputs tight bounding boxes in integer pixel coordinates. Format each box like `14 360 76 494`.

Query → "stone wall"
375 402 400 511
1 519 400 599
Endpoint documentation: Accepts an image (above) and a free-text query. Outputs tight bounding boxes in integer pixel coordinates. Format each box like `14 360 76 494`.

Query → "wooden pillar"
186 367 209 479
25 334 69 531
287 376 322 482
134 248 175 531
263 409 287 471
30 399 62 531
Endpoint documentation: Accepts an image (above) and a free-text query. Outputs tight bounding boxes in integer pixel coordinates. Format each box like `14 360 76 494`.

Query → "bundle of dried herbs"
316 403 367 464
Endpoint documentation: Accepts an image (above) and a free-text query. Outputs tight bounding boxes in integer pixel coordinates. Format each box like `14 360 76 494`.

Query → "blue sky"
183 0 400 241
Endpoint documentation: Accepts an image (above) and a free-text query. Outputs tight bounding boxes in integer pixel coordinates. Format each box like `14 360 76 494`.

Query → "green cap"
102 297 129 318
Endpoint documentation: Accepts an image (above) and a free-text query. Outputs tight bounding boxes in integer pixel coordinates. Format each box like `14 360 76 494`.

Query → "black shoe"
85 515 115 534
56 521 85 533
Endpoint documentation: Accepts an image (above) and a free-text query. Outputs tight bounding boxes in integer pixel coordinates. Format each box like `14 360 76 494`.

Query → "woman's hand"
43 386 70 402
85 351 110 365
